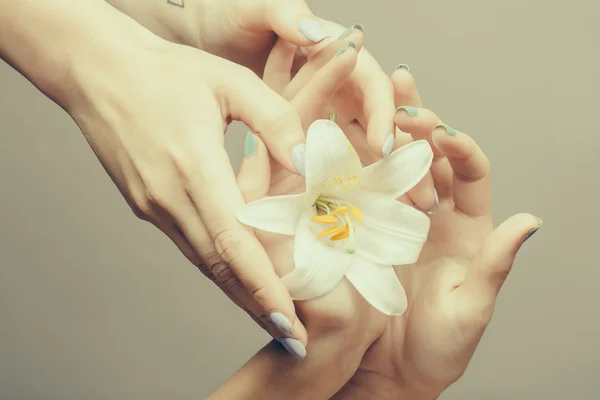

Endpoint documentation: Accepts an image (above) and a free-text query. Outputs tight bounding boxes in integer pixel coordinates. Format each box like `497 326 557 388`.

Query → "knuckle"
130 199 153 221
213 262 241 290
213 228 244 265
261 104 299 135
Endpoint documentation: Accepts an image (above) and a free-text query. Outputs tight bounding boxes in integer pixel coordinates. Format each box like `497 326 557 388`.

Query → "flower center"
310 196 363 254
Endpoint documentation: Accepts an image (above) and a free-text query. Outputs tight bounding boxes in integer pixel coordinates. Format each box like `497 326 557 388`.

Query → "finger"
183 137 308 350
391 64 423 108
220 66 307 176
461 214 542 306
354 49 396 157
285 28 364 99
232 0 330 45
264 39 297 93
393 106 454 199
291 41 358 127
432 125 492 217
237 132 271 203
344 121 379 166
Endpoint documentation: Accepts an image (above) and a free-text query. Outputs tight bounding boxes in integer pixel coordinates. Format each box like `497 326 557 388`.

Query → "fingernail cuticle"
269 311 294 336
435 123 457 137
298 18 330 43
335 41 356 57
338 23 364 39
395 106 419 117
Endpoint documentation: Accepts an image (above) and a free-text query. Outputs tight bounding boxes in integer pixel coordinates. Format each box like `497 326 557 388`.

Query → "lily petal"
345 191 430 265
362 140 433 198
282 209 353 300
305 119 363 199
345 260 408 315
237 193 307 235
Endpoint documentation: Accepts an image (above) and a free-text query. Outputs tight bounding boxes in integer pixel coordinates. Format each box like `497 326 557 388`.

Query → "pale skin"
1 0 437 359
209 35 542 399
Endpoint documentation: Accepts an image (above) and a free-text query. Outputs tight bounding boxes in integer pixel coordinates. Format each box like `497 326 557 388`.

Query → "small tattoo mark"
167 0 184 7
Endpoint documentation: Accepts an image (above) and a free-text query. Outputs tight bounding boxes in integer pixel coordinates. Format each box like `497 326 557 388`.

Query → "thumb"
237 132 271 203
233 0 330 45
462 213 543 304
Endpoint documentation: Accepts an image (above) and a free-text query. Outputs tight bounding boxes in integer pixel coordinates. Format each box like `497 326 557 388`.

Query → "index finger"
183 139 308 348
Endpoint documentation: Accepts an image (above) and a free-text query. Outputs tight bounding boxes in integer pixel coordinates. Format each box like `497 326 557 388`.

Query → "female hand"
108 0 405 164
330 79 542 399
63 23 312 351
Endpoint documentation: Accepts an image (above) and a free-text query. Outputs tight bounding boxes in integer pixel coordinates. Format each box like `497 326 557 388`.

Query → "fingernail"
291 143 306 176
298 18 330 43
395 106 419 117
269 311 294 336
395 63 410 72
338 23 364 39
243 132 256 157
523 218 543 243
279 338 307 360
335 41 356 57
381 132 395 157
427 188 439 215
434 123 457 137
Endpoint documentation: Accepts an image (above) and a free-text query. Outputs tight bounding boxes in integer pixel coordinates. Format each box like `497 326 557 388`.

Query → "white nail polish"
291 143 306 176
298 18 330 43
381 132 395 157
427 188 439 215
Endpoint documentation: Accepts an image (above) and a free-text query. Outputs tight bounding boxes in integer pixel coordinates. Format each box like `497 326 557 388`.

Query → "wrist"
60 7 169 114
105 0 204 48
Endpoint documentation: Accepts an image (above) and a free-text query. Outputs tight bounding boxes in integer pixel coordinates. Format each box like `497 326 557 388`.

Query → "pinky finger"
263 39 297 93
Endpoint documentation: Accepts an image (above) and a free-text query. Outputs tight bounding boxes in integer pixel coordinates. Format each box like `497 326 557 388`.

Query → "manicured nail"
381 132 395 156
243 132 256 157
523 218 543 243
269 311 294 336
427 188 439 215
395 63 410 72
338 23 364 39
298 18 330 43
335 41 356 57
291 143 306 176
279 338 307 360
434 123 457 137
395 106 419 117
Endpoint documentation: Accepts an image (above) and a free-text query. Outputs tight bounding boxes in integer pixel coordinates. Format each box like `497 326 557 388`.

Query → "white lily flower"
237 119 433 315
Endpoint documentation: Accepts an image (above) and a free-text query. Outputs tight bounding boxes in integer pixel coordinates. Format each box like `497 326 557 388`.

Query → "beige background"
1 0 599 398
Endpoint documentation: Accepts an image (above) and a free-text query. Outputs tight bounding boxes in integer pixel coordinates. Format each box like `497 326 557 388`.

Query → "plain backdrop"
1 0 599 399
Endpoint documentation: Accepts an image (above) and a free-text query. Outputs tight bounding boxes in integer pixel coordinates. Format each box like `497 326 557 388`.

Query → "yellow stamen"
318 225 345 238
331 206 349 216
330 224 350 241
310 215 339 224
349 206 363 222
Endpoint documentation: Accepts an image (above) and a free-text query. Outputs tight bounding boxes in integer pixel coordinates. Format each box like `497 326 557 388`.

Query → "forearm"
0 0 157 107
208 335 367 400
105 0 201 47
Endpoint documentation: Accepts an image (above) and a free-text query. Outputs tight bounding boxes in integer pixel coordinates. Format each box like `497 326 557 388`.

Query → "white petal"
345 191 430 265
281 209 353 300
361 140 433 198
236 194 307 235
304 119 363 198
345 260 408 315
